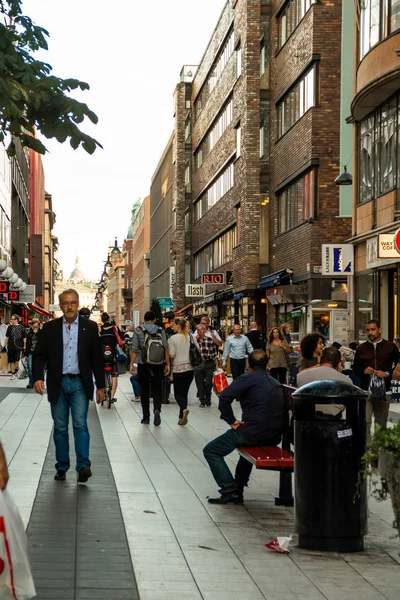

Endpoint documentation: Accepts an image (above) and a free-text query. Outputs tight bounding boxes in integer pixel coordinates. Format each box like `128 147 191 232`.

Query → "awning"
234 293 244 301
174 303 193 316
257 269 293 290
27 303 54 319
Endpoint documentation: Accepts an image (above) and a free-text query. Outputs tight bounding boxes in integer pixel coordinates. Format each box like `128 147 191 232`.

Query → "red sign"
0 282 9 294
201 273 225 285
8 291 19 301
394 229 400 254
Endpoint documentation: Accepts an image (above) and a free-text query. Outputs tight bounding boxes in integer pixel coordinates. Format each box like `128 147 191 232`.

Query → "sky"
23 0 227 281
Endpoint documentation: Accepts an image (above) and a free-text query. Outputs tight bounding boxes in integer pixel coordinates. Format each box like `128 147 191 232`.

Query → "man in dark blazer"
33 288 105 483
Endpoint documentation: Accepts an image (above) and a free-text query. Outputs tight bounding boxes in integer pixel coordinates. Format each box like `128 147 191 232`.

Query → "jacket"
218 368 284 445
25 328 42 356
32 316 105 404
353 339 399 391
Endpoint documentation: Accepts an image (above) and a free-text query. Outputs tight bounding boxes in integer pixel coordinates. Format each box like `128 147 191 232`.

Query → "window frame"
278 168 317 234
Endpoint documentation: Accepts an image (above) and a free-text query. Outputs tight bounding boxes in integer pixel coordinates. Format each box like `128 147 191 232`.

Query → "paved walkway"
1 374 400 599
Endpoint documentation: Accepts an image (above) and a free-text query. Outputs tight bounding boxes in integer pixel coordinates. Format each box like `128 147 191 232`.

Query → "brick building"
348 0 400 341
131 197 150 324
265 0 350 343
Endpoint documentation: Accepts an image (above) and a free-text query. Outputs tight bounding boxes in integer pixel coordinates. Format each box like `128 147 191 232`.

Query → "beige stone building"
106 239 125 327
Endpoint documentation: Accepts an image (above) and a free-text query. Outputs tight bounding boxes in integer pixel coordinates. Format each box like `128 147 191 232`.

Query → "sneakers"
10 374 15 380
208 490 244 505
54 470 66 481
199 402 206 408
141 417 150 424
78 466 92 483
154 409 161 426
178 408 189 426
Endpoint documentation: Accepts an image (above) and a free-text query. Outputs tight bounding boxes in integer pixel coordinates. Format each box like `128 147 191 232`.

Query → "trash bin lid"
293 379 369 400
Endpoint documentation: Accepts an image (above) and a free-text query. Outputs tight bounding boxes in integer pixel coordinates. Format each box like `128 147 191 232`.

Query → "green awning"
291 310 302 317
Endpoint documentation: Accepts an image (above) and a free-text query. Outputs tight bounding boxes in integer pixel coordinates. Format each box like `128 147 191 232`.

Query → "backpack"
139 325 165 365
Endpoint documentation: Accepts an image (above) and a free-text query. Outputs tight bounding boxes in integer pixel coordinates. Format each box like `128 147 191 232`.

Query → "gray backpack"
139 326 165 365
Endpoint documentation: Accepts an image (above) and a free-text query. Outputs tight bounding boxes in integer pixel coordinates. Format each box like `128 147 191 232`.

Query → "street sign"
321 244 353 275
157 297 174 309
201 273 225 284
18 285 36 303
49 304 59 312
133 311 140 327
185 284 205 297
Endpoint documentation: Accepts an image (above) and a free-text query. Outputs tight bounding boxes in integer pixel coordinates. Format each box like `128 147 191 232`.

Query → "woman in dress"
168 318 194 425
266 327 290 383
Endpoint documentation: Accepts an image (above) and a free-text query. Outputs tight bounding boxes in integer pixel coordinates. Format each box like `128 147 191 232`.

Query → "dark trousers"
173 370 194 418
203 429 254 494
269 367 287 384
138 363 164 419
230 358 246 379
194 360 214 404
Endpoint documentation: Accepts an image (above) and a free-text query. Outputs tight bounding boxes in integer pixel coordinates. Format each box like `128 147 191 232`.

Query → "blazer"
32 316 105 404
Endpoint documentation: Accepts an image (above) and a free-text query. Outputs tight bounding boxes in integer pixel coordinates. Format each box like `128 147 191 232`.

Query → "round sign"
394 228 400 253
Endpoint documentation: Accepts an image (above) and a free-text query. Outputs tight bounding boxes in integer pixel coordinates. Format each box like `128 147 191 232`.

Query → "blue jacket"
218 368 284 445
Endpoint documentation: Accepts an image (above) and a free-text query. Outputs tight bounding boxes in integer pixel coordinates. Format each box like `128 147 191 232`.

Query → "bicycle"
102 345 114 409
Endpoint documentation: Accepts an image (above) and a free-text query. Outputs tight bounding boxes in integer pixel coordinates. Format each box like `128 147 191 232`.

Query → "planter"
378 451 400 537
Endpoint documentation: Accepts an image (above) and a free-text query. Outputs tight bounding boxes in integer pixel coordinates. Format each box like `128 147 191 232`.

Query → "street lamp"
104 255 112 274
334 165 353 185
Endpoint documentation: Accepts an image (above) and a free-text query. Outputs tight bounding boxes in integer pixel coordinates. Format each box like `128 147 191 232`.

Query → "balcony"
122 288 133 300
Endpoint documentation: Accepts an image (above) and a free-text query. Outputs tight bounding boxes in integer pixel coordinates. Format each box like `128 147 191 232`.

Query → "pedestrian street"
1 374 400 600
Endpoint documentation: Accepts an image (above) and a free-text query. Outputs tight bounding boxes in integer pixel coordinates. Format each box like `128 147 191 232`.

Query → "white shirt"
193 328 221 342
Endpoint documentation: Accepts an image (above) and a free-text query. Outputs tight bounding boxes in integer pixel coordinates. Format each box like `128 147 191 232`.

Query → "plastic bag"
265 534 292 554
16 359 27 380
368 373 386 398
213 368 229 396
0 490 36 599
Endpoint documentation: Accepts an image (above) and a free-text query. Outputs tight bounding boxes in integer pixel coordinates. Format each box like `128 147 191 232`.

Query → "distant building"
107 238 125 327
69 256 85 284
131 196 150 324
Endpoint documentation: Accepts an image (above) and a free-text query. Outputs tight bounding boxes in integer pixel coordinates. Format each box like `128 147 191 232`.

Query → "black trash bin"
293 380 368 552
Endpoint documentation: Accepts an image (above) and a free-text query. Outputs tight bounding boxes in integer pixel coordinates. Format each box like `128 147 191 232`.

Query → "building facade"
349 0 400 341
43 192 57 313
149 134 175 305
107 239 125 327
132 197 150 324
29 149 45 307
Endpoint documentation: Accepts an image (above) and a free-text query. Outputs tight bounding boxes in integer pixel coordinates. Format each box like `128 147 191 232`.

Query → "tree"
150 298 164 328
0 0 101 156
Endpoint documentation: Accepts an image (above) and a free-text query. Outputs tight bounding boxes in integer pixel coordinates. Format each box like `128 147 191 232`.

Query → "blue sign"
157 297 174 309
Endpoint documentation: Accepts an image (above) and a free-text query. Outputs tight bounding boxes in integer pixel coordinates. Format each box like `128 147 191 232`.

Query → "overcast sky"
23 0 226 280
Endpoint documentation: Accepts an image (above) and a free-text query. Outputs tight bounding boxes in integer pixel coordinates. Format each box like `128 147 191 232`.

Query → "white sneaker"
10 374 15 380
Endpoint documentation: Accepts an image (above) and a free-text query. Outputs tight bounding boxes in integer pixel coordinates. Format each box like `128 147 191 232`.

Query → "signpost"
201 273 225 284
185 284 205 297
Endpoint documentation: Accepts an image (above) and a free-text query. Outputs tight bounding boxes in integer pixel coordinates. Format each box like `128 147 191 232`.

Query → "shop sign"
0 290 19 301
157 297 174 309
133 311 140 327
0 282 10 293
169 267 175 300
17 285 36 303
380 233 400 257
185 284 205 297
266 287 287 305
201 273 225 284
322 244 354 275
226 271 233 285
367 237 399 269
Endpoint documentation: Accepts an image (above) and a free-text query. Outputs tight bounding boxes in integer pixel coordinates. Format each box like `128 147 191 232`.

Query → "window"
260 42 265 76
277 66 316 137
278 0 317 48
194 227 237 279
236 206 241 244
360 0 400 59
236 125 241 158
236 44 242 78
278 170 315 233
194 29 234 119
359 94 400 204
193 162 234 222
259 125 265 158
193 98 233 171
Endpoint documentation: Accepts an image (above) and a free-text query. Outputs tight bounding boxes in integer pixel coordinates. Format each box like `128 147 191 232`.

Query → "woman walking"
99 312 120 403
168 318 194 425
266 327 290 383
25 319 41 388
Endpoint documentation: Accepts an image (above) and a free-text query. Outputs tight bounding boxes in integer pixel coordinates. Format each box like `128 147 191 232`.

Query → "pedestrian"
2 314 26 379
297 346 351 417
99 312 120 403
203 350 284 504
129 371 141 401
129 310 170 426
266 327 290 383
168 318 194 425
33 288 105 483
246 322 265 350
353 320 399 434
222 324 253 379
194 323 218 407
298 333 325 372
193 316 223 348
79 307 91 319
282 322 292 347
24 319 41 389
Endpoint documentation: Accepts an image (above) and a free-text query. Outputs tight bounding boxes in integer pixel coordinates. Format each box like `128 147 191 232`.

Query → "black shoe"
54 470 66 481
78 466 92 483
154 409 161 426
206 400 211 407
208 490 244 505
141 417 150 424
26 384 34 389
199 402 206 408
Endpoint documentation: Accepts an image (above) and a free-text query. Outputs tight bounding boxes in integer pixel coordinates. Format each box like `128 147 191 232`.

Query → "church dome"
70 256 85 282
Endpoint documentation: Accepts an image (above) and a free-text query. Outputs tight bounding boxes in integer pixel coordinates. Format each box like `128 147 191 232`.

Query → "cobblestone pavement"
1 374 400 599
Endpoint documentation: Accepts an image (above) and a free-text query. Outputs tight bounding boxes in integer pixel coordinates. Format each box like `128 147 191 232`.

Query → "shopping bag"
0 490 36 599
16 360 27 380
213 368 229 396
368 373 386 398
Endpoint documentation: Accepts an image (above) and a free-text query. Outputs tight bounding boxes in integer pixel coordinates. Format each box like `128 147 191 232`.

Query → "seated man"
297 346 351 417
203 350 284 505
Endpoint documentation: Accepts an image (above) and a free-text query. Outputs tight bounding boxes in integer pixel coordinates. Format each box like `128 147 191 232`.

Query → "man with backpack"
129 311 170 426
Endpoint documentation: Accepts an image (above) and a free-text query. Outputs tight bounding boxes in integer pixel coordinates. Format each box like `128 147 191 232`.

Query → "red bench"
237 385 295 506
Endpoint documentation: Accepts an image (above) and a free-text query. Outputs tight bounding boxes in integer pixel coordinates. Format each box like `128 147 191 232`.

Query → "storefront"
291 300 349 345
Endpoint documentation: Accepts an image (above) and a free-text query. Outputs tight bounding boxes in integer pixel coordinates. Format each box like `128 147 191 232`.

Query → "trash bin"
293 380 368 552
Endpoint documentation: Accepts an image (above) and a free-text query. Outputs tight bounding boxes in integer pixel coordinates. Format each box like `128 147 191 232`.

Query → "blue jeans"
50 377 90 472
130 374 141 397
203 428 252 494
27 354 33 385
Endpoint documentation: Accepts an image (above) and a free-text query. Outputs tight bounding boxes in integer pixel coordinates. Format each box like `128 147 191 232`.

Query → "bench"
237 384 295 507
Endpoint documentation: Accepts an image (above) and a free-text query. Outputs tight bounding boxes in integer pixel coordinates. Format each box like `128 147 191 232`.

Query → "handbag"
0 490 36 599
189 335 203 368
115 344 128 363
